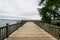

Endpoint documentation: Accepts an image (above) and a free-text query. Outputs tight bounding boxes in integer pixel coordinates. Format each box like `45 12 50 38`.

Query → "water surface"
0 19 18 27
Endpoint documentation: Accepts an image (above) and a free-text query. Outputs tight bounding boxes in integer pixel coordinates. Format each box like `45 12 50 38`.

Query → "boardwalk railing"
34 21 60 40
0 20 27 40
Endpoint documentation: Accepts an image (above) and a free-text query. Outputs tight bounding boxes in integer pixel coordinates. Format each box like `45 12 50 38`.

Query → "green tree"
38 0 60 23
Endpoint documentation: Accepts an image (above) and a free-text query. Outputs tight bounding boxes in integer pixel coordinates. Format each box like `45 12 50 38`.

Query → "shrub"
51 21 60 26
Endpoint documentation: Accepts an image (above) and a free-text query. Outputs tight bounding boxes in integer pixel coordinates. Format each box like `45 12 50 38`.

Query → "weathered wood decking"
5 22 57 40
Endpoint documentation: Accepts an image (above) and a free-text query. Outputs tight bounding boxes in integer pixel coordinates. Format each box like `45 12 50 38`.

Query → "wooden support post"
17 21 19 29
0 29 1 40
6 23 9 38
58 28 60 40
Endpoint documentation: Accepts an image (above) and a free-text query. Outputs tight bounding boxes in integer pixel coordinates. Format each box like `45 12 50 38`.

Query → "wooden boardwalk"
5 22 57 40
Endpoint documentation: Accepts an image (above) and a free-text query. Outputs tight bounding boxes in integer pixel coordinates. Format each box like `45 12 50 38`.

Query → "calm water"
0 19 18 27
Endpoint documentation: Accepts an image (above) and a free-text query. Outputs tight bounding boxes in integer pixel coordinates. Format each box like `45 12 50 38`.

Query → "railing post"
17 21 19 29
0 29 1 40
6 23 9 38
58 28 60 40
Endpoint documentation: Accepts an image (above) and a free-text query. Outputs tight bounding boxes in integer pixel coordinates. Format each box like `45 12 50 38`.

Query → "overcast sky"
0 0 41 20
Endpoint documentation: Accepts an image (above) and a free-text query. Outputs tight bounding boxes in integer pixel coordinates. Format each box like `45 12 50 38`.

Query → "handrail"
33 21 60 40
0 20 27 40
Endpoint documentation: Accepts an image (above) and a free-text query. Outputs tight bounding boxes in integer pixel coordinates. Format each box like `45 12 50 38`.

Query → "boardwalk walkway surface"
5 22 57 40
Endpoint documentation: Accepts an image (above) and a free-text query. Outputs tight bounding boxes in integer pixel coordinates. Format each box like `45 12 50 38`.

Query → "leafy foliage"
38 0 60 23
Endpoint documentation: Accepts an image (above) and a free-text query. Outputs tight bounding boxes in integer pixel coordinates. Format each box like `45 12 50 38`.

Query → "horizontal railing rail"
0 20 27 40
33 21 60 40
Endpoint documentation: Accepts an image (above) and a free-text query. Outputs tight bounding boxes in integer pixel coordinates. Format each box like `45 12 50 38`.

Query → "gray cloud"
0 0 40 20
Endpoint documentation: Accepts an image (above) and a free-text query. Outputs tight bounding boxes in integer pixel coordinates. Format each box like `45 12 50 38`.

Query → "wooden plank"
5 22 57 40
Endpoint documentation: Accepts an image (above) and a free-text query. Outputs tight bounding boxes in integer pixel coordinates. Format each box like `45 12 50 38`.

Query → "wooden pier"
5 22 57 40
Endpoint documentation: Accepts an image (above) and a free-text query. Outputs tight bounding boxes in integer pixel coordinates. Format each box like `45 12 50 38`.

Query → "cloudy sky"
0 0 41 20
